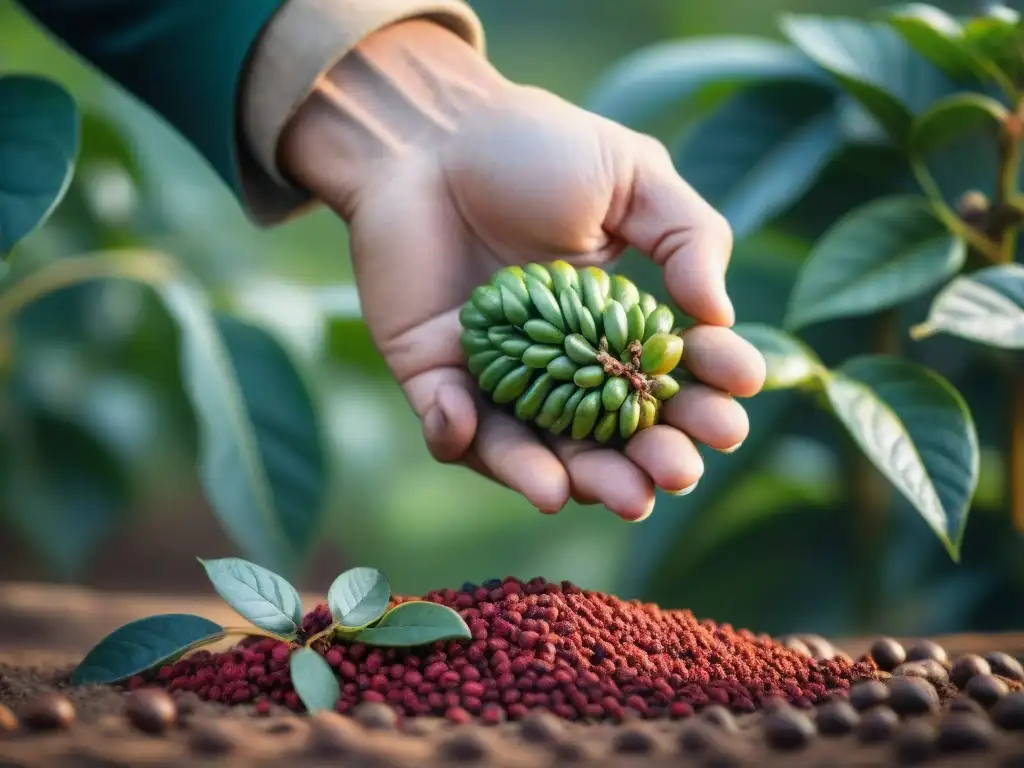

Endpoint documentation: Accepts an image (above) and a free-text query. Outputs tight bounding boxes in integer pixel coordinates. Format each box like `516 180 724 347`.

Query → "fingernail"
667 480 699 496
720 441 743 455
424 406 447 439
629 497 657 523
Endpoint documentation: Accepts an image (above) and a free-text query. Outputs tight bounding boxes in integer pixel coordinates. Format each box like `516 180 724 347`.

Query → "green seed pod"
549 260 579 294
564 334 599 364
640 332 684 376
487 325 518 347
550 388 586 435
522 344 563 368
651 374 680 400
547 355 580 380
601 377 629 411
479 356 519 392
524 273 565 331
493 365 533 404
571 391 602 440
619 393 641 439
585 266 611 298
499 336 531 358
574 365 606 389
535 382 575 429
501 286 531 327
523 319 565 344
524 263 553 288
460 329 491 355
594 411 618 444
610 275 640 309
643 305 674 341
626 304 646 346
638 292 658 318
468 350 502 376
514 373 555 420
602 300 629 353
579 308 600 346
559 287 581 333
459 303 490 330
580 269 607 319
638 396 658 430
491 267 530 305
471 285 505 323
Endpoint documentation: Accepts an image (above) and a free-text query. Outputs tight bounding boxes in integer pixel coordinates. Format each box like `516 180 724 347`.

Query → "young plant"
72 558 471 714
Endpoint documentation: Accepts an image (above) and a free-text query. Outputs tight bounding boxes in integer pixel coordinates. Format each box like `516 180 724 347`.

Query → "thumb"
607 135 735 326
410 370 479 464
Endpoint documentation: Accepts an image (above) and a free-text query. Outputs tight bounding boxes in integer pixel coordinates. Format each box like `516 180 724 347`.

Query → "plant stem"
221 626 296 644
304 623 338 648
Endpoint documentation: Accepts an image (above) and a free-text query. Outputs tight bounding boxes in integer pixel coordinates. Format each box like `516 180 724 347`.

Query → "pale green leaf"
199 557 303 635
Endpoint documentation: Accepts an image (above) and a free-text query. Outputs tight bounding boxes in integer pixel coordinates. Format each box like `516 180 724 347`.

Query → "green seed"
571 391 602 440
535 383 575 429
493 365 533 404
459 303 490 330
487 325 518 347
515 373 555 420
585 266 611 297
500 337 532 358
578 307 600 346
471 285 505 323
594 411 618 444
547 356 580 380
479 356 519 392
602 300 629 353
468 350 502 376
626 304 646 345
524 263 553 288
580 268 607 319
522 344 563 368
651 374 680 400
460 329 491 355
638 292 658 317
601 377 629 411
619 393 641 439
559 288 580 333
638 397 658 430
524 273 565 331
491 267 530 305
549 260 579 294
574 365 606 389
641 332 684 376
523 319 565 344
610 275 640 309
564 334 599 365
550 388 586 435
501 286 530 327
643 305 674 341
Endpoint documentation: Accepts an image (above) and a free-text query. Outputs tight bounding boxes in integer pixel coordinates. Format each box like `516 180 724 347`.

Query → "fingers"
605 134 735 327
660 384 748 452
623 425 704 494
547 438 655 522
682 325 767 398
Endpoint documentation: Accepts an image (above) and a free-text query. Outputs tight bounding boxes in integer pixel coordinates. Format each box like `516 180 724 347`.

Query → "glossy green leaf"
885 4 992 82
198 557 303 635
734 323 825 391
327 567 391 629
355 601 471 647
0 75 79 252
824 356 979 560
289 648 340 714
780 14 956 143
909 93 1007 156
585 37 830 127
910 263 1024 348
785 196 966 331
674 80 842 240
72 614 224 685
961 7 1024 83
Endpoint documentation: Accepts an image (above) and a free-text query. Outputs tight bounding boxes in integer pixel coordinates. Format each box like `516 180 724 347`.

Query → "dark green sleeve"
15 0 286 199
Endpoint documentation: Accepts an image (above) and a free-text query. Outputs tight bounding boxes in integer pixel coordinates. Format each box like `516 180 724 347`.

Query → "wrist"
278 18 505 220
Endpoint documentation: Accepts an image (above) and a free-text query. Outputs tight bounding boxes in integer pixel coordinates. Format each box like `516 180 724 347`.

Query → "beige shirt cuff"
238 0 485 226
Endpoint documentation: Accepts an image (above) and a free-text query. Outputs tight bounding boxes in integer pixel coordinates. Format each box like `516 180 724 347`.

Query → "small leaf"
0 75 79 253
198 557 303 635
355 601 471 648
961 7 1024 83
734 323 826 391
785 196 967 331
72 614 224 685
824 356 979 560
886 4 991 82
289 648 339 714
909 93 1007 157
910 263 1024 348
328 567 391 629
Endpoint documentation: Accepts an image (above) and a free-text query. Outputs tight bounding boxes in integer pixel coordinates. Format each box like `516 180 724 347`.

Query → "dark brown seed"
519 710 564 744
306 711 362 757
986 652 1024 681
950 654 991 689
798 635 835 661
437 730 494 762
893 660 947 687
352 701 397 731
815 699 859 736
762 708 816 751
937 713 995 753
402 717 445 737
700 705 738 732
1002 751 1024 768
906 640 948 665
552 740 593 763
992 691 1024 730
172 691 201 716
850 680 890 711
0 704 18 735
950 697 987 716
870 637 907 671
21 693 75 731
611 725 662 754
678 721 717 754
858 707 900 743
124 689 177 735
894 719 937 765
888 676 940 716
966 674 1009 707
188 721 236 755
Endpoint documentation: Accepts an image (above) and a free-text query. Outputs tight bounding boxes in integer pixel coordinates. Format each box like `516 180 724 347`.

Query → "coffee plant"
0 72 332 578
589 3 1024 616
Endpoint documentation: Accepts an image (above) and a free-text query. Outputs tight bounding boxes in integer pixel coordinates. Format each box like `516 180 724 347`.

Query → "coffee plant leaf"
674 80 842 240
885 4 993 82
785 196 966 331
72 614 224 685
289 648 340 714
0 75 78 253
961 7 1024 83
824 355 978 560
910 263 1024 348
779 14 956 143
585 36 829 127
328 567 391 629
734 323 826 391
355 601 471 648
199 557 303 635
910 93 1007 157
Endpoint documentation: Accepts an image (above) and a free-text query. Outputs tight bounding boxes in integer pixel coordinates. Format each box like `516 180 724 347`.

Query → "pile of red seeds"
137 577 877 723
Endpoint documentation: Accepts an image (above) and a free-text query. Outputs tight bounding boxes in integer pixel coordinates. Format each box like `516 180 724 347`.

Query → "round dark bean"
438 731 494 762
519 710 565 744
798 635 835 661
21 693 75 731
906 640 948 665
893 660 947 686
992 691 1024 730
678 721 717 754
894 719 937 765
815 699 859 736
188 722 237 755
124 689 177 735
888 676 940 716
353 701 397 731
850 680 890 711
937 713 995 754
986 652 1024 682
611 725 662 755
870 637 907 671
966 674 1009 707
306 712 362 757
762 708 816 751
858 707 900 743
950 654 991 689
700 705 738 733
949 697 987 716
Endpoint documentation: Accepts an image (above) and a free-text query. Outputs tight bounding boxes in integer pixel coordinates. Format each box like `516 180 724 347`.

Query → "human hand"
280 19 766 521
